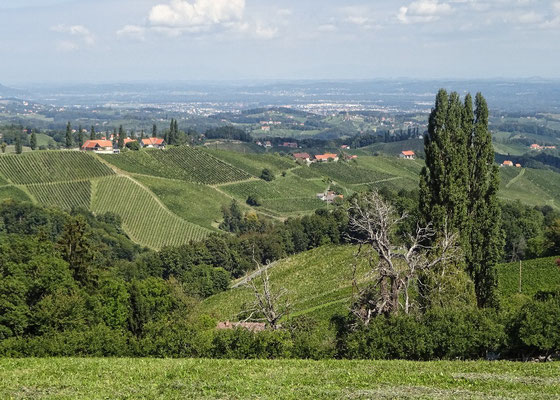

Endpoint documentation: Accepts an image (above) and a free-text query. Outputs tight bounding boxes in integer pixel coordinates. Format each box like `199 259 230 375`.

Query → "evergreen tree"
152 124 157 138
140 129 145 139
30 132 37 150
112 128 117 146
77 125 84 149
118 125 125 149
420 90 502 308
15 133 22 154
90 125 96 140
65 121 73 148
1 142 6 153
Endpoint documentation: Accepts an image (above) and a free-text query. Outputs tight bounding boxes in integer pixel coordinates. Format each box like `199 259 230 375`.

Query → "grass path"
1 358 559 399
506 168 526 189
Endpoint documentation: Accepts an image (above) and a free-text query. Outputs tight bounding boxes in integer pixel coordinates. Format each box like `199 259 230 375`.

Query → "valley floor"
1 358 558 399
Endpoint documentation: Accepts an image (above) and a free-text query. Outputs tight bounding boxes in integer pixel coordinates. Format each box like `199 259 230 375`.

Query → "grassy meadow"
1 358 558 399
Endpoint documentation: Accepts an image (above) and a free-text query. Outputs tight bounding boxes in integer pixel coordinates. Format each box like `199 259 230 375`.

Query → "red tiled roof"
293 152 310 159
315 153 338 160
82 140 112 149
401 151 415 156
123 138 136 144
142 138 165 146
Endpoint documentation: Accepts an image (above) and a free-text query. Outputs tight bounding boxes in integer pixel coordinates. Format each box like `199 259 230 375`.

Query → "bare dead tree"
348 191 460 322
242 255 290 330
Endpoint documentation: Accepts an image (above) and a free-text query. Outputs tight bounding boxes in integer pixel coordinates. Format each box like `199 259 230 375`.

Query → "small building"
317 191 344 204
314 153 339 162
282 142 298 148
264 141 272 148
502 160 514 167
261 126 270 132
141 137 166 149
515 163 522 168
341 145 351 150
293 152 311 163
344 154 358 160
530 144 542 150
81 140 116 154
123 138 136 145
400 150 415 160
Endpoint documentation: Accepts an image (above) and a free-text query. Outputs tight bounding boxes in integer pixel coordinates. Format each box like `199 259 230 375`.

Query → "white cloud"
51 24 95 45
398 0 453 24
116 25 146 40
254 23 278 39
148 0 245 29
55 40 79 53
318 24 338 32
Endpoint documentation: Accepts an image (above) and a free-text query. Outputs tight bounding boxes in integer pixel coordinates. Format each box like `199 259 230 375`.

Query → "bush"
126 141 140 151
246 195 262 207
260 168 275 182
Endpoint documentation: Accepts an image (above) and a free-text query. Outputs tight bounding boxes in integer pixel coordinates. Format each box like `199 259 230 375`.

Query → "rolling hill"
200 245 560 329
0 144 559 249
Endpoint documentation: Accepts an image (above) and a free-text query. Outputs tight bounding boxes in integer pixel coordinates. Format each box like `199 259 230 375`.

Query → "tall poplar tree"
420 89 503 308
118 125 125 149
90 125 96 140
30 131 37 150
65 121 73 149
152 124 157 138
15 132 22 154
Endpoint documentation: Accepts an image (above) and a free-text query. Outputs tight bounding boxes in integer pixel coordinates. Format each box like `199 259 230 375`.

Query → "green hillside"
200 245 368 324
0 146 558 249
92 175 211 249
497 256 560 299
0 151 113 184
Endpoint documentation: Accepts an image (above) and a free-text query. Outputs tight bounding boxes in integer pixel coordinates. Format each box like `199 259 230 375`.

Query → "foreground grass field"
1 358 558 399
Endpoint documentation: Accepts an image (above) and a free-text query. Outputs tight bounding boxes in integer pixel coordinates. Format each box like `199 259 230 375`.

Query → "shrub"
260 168 275 182
246 195 262 207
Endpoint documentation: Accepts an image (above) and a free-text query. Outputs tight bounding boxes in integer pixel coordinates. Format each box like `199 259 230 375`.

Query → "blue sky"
1 0 559 83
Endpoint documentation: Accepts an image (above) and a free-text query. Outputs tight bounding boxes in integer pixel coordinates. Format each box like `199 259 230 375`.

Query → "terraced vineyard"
497 256 560 301
102 147 251 185
150 147 251 184
27 181 91 210
205 149 295 176
92 176 211 249
0 151 114 184
260 198 327 213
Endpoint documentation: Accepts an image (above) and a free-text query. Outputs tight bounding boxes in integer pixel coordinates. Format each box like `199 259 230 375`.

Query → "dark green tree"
77 125 84 149
1 142 6 153
30 132 37 150
118 125 125 149
260 168 275 182
420 90 503 308
15 133 22 154
152 124 157 138
140 129 145 139
65 121 73 149
90 125 96 140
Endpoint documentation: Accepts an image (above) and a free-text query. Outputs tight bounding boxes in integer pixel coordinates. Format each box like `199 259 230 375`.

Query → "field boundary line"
506 168 525 188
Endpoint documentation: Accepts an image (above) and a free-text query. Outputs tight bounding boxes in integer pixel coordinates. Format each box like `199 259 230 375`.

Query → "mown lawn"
0 358 558 399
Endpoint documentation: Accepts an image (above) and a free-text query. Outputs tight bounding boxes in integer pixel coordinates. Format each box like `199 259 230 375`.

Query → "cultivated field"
92 176 211 249
0 151 114 184
0 358 558 399
27 180 91 210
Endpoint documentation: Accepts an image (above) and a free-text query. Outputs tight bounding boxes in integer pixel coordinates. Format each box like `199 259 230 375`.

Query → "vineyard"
0 174 8 186
260 198 327 213
205 149 295 176
134 175 231 230
27 180 91 210
150 147 251 184
102 147 251 185
0 151 114 184
291 166 323 179
92 176 211 249
311 162 394 184
497 256 560 300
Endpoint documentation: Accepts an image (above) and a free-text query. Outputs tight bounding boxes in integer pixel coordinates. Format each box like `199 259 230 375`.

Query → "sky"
1 0 559 84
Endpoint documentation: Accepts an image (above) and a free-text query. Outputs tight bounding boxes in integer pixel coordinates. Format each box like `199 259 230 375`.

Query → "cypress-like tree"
30 132 37 150
90 125 96 140
15 132 22 154
152 124 157 138
77 125 84 149
420 90 503 308
65 121 73 148
140 129 145 139
118 125 125 149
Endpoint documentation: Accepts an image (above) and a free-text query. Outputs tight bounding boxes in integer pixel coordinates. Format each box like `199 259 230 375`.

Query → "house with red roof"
502 160 514 167
314 153 339 162
141 137 166 149
400 150 415 160
81 140 116 154
293 152 311 163
123 138 136 145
